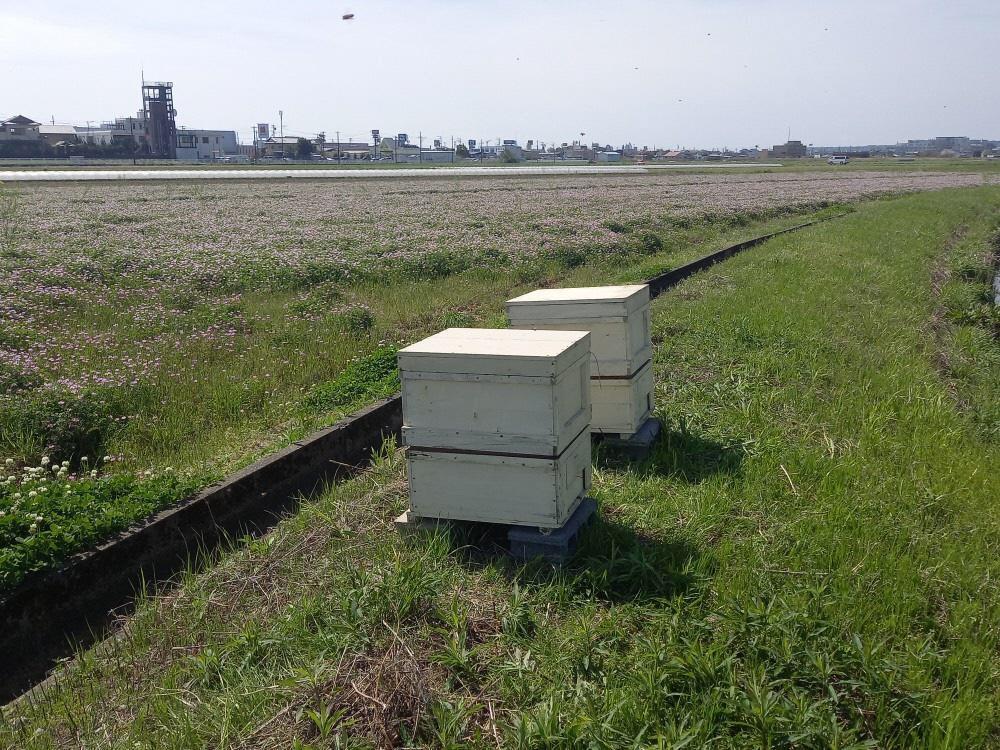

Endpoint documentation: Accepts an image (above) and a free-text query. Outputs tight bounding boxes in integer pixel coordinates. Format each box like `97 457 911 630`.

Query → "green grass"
932 221 1000 436
4 186 998 748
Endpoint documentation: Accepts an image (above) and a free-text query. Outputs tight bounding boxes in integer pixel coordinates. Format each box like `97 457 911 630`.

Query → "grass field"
0 169 995 590
3 185 998 748
6 169 983 589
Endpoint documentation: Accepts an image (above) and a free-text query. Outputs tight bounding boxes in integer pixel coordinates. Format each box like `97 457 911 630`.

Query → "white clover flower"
13 493 21 500
29 523 37 533
28 491 37 498
38 487 47 493
52 465 60 473
0 511 5 518
4 458 13 466
90 470 98 478
103 455 111 462
41 456 50 466
61 460 70 468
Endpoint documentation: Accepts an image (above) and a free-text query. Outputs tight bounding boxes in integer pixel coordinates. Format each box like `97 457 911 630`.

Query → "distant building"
38 124 78 146
176 128 240 160
770 140 807 158
0 115 41 141
417 149 456 163
323 141 376 160
932 136 970 153
260 136 301 158
471 140 522 160
596 151 621 163
76 117 146 148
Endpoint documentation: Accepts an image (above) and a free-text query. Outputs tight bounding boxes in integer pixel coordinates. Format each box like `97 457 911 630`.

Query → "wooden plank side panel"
591 365 654 434
406 431 590 528
402 376 555 449
402 355 590 454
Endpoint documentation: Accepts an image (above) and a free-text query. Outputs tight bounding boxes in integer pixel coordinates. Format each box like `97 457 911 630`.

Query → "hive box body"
406 429 591 528
507 285 654 435
591 361 655 435
506 285 651 377
398 328 593 528
398 328 591 455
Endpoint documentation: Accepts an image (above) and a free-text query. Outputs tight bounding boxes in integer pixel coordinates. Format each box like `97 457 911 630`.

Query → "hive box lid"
398 328 590 377
507 284 649 320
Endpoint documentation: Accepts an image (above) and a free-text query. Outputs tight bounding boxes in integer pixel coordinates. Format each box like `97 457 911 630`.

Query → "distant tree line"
0 140 152 159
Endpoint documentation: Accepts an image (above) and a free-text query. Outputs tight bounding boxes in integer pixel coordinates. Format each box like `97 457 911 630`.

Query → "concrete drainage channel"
0 214 839 703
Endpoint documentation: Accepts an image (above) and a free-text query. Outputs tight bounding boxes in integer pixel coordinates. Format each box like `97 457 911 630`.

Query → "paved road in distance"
0 164 783 182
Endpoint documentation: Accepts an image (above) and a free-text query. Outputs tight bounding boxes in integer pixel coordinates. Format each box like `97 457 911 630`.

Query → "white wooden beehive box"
398 328 591 455
506 284 651 377
398 328 593 527
506 285 654 435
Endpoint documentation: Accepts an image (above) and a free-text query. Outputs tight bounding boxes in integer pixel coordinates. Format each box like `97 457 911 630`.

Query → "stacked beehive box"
506 285 654 437
397 328 592 529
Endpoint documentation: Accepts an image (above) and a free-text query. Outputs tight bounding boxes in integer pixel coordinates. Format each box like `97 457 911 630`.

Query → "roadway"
0 163 783 182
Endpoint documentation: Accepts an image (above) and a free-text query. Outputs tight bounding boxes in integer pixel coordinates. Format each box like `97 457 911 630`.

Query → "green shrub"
305 346 399 412
337 306 375 334
440 311 472 328
0 324 32 350
0 388 131 466
633 231 664 254
287 283 343 318
546 246 588 268
401 250 472 280
0 362 42 394
602 219 630 234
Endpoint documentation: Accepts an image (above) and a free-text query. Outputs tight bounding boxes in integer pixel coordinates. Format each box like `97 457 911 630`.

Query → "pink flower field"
0 168 990 468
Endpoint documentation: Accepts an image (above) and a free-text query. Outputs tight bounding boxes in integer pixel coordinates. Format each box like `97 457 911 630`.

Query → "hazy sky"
2 0 997 148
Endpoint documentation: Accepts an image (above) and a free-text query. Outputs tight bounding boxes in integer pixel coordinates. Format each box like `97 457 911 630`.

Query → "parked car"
827 155 849 165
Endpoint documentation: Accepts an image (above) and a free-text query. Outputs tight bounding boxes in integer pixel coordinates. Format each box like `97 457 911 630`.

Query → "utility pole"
336 130 341 162
450 136 454 163
419 131 423 164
